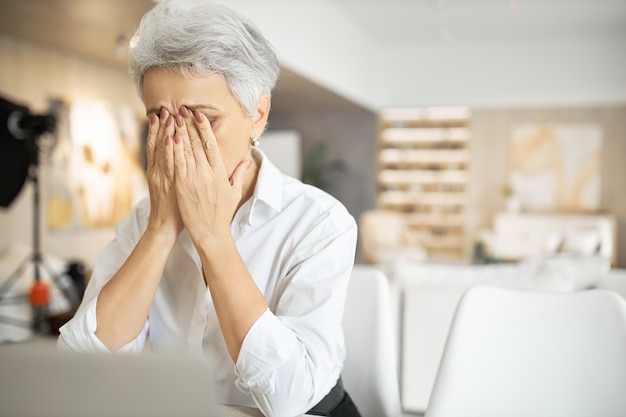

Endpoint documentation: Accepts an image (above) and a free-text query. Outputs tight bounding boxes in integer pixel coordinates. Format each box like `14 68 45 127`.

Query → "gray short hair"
129 1 280 115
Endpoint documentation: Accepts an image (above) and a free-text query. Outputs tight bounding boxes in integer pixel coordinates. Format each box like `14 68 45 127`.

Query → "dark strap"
308 378 345 415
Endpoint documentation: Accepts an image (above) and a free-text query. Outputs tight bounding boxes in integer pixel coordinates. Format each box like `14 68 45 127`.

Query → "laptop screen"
0 346 220 417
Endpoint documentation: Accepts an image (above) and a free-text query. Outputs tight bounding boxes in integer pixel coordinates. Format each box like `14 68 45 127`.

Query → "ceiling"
0 0 153 67
0 0 368 113
331 0 626 44
1 0 624 112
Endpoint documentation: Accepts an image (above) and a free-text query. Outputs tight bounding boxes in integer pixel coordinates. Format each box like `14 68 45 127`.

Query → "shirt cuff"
57 295 147 354
234 308 298 395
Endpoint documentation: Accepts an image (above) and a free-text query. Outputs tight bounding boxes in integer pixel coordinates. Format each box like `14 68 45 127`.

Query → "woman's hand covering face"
141 68 269 243
169 106 252 245
145 107 184 238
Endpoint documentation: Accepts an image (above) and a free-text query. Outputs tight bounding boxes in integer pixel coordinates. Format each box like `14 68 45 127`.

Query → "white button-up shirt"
58 149 358 417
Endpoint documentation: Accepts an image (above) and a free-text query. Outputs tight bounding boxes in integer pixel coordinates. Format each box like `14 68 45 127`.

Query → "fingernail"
160 107 168 120
180 106 190 118
175 115 184 127
174 133 181 144
194 110 204 123
149 113 158 125
166 115 174 127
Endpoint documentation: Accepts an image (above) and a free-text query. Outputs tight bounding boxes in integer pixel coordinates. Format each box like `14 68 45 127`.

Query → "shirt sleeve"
57 200 150 354
234 206 358 417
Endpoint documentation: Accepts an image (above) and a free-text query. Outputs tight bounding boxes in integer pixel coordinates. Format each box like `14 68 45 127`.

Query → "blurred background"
2 2 626 414
0 0 625 268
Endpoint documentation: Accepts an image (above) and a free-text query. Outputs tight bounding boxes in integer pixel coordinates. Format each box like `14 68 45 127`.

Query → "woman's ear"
251 94 271 137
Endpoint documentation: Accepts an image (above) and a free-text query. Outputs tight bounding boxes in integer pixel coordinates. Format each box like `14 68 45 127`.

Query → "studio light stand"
0 97 57 335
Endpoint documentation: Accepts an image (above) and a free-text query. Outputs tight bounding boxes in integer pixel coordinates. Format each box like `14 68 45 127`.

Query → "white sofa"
483 212 617 265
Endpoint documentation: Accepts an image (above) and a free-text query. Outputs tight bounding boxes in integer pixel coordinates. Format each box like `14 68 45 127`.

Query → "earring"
251 136 259 147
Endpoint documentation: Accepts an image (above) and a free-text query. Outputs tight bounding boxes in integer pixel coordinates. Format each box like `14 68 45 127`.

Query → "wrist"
144 223 180 248
192 228 233 254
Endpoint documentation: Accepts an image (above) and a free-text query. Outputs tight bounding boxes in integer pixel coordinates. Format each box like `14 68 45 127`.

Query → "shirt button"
195 315 205 324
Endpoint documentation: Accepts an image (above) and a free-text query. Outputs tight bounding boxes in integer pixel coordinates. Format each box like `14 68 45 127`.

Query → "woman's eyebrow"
145 104 220 117
186 104 220 112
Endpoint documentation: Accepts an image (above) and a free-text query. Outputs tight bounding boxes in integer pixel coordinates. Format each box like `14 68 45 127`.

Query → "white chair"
595 268 626 300
425 285 626 417
342 265 402 417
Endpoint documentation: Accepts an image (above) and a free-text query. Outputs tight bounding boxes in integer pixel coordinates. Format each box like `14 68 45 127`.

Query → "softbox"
0 97 30 208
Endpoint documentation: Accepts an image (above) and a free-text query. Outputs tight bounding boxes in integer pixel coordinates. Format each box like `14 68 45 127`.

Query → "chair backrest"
342 265 402 417
425 285 626 417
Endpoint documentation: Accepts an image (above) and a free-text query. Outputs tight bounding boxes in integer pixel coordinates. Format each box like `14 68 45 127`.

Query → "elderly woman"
57 1 359 416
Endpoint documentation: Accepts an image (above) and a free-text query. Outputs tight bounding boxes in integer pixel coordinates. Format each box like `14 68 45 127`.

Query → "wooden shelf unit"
377 106 471 261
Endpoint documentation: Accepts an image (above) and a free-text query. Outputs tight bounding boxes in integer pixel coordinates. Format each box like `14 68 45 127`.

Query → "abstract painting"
508 123 602 212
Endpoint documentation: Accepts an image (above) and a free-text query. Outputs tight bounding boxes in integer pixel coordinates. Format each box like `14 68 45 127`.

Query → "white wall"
215 0 376 110
372 35 626 108
213 0 626 110
258 130 302 179
0 34 144 268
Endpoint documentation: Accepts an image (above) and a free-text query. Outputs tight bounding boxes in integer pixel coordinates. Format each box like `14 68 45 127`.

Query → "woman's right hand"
145 108 184 239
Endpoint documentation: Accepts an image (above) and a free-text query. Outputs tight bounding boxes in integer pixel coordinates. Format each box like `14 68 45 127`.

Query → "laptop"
0 344 220 417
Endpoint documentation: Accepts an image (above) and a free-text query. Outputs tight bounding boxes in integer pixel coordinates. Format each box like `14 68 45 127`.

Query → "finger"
155 107 170 155
157 115 175 175
145 113 159 170
193 110 221 169
165 131 174 181
153 109 171 174
176 108 196 171
164 114 175 151
173 122 187 181
181 107 205 164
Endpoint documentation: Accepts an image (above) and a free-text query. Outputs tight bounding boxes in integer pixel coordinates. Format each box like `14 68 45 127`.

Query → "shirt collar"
246 147 283 224
177 149 285 262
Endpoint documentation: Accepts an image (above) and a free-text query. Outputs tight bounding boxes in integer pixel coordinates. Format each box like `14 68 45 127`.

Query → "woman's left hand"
172 106 252 246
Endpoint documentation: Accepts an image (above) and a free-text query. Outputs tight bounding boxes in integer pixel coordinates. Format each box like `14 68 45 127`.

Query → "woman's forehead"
142 69 237 114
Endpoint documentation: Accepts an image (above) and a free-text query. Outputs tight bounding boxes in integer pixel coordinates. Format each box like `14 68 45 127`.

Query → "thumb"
230 160 253 189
